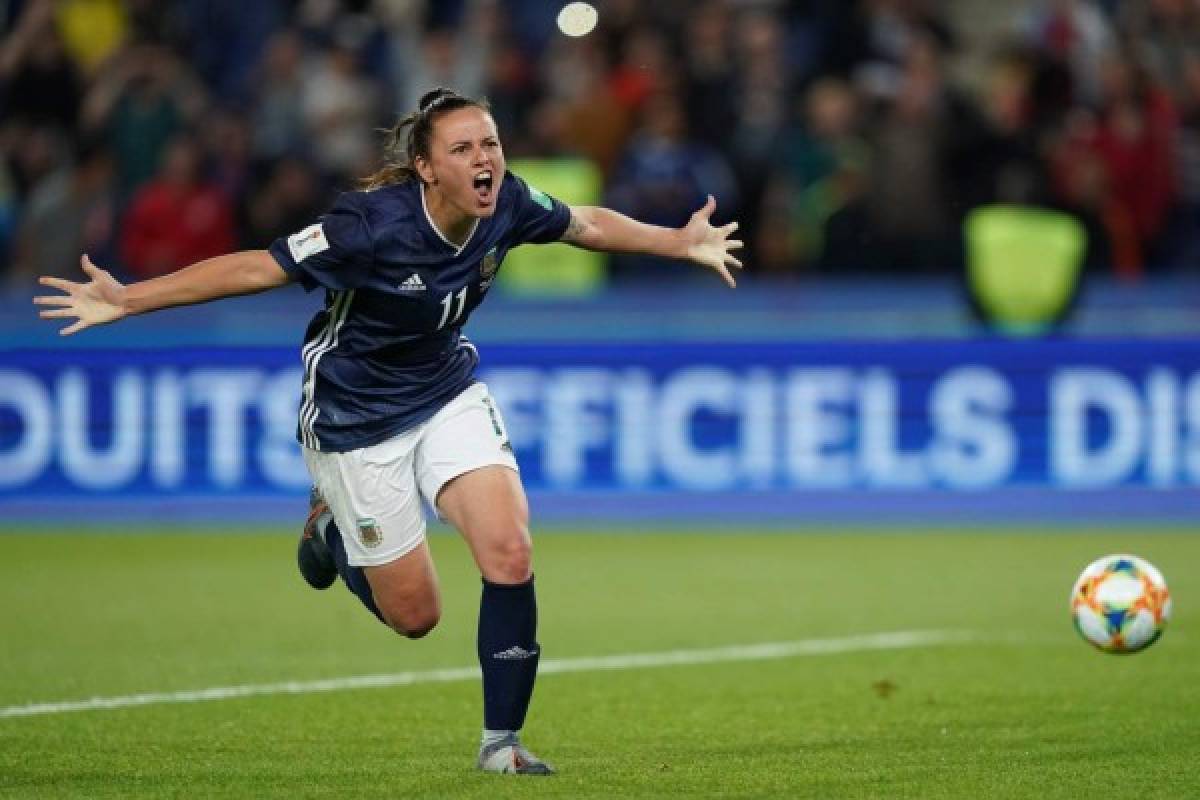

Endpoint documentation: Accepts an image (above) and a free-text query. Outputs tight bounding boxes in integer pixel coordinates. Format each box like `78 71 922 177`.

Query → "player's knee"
485 530 533 584
398 611 440 639
379 601 441 639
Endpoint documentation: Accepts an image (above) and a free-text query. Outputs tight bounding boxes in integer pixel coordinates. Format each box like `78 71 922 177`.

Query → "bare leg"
437 466 552 773
362 541 442 639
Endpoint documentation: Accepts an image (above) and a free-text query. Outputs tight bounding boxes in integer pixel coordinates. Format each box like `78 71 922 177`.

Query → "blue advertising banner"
1 340 1197 522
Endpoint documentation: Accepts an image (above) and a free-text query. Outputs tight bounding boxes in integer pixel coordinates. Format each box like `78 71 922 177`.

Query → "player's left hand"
681 195 743 288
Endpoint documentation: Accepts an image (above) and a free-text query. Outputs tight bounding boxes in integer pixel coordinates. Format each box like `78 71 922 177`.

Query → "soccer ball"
1070 554 1171 654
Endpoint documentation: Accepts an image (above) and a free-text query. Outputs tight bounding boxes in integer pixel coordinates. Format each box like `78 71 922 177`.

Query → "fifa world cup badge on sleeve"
356 518 383 549
287 223 330 262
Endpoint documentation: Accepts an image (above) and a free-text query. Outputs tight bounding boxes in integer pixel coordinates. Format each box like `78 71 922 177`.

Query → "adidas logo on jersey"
398 274 426 292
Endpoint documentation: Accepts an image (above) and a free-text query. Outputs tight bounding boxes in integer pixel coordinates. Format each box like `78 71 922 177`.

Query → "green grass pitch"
1 526 1197 799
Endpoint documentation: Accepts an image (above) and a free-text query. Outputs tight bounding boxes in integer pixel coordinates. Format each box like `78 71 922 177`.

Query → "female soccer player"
33 88 742 775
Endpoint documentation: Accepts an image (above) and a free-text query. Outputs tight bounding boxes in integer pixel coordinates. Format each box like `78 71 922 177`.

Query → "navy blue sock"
324 519 384 624
478 577 540 731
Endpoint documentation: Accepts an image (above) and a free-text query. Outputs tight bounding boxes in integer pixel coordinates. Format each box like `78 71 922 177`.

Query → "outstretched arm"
33 251 290 336
561 196 744 287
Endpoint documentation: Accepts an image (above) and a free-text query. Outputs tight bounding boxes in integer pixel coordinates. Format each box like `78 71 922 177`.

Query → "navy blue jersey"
268 171 571 452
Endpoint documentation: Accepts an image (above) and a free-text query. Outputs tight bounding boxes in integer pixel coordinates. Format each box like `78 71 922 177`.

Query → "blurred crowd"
1 0 1198 287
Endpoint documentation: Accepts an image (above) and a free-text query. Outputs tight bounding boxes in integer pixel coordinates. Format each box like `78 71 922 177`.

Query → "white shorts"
302 382 517 567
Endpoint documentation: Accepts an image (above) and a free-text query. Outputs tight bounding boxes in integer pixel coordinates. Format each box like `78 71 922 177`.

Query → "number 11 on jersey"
438 287 468 329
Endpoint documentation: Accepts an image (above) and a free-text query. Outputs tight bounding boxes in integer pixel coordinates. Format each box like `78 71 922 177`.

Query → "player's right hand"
33 254 128 335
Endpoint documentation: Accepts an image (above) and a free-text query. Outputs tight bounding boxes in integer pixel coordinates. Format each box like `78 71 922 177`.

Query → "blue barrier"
1 339 1197 523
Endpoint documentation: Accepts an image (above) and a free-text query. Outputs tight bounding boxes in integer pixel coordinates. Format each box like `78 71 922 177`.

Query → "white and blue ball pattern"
1070 554 1171 654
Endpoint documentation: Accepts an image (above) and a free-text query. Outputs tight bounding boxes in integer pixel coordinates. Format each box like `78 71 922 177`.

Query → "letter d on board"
1051 369 1142 487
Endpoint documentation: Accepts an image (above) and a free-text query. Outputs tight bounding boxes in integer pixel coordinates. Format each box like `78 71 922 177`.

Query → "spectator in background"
863 33 969 272
681 0 739 152
0 0 81 215
730 10 792 179
537 36 631 174
1047 107 1117 271
1019 0 1114 106
948 48 1051 213
1119 0 1200 100
606 91 738 280
729 10 793 274
591 0 643 65
0 2 82 133
249 30 309 164
300 30 382 180
81 44 206 198
479 35 538 157
175 0 283 104
390 8 491 119
205 109 254 204
6 0 1200 287
369 0 426 51
608 24 676 114
241 155 327 250
846 0 957 93
759 77 871 275
1092 52 1177 273
204 108 257 247
121 0 180 44
1050 50 1177 279
1165 48 1200 270
119 133 235 279
9 136 115 287
1 123 69 200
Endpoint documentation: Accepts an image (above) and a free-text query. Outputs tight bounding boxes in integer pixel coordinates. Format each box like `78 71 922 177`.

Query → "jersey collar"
420 183 479 256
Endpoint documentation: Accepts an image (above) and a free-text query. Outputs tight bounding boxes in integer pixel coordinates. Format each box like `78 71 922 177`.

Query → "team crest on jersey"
356 518 383 548
479 247 499 290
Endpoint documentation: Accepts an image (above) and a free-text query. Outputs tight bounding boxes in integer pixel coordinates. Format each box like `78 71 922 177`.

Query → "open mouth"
473 170 494 205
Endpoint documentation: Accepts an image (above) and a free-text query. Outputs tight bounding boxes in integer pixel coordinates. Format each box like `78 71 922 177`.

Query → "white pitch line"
0 630 972 720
